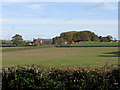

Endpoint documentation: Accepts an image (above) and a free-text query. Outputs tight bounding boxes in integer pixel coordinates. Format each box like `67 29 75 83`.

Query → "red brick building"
33 38 43 45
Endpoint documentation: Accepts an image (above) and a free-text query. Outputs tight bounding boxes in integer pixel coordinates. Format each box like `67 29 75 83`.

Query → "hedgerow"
2 65 120 89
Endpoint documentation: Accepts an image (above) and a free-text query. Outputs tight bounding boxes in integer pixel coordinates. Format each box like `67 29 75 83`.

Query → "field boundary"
56 46 120 47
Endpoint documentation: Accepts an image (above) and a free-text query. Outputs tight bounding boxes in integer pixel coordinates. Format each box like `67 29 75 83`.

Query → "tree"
106 35 113 42
99 35 113 42
52 38 56 44
12 34 25 46
56 36 59 40
114 38 117 42
98 36 103 42
102 37 108 42
53 30 113 43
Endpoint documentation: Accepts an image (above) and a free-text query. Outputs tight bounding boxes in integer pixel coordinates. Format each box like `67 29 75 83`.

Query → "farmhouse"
33 38 53 45
33 38 43 45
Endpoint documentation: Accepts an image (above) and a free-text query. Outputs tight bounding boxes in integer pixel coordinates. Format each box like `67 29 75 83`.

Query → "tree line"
52 31 113 44
2 31 114 46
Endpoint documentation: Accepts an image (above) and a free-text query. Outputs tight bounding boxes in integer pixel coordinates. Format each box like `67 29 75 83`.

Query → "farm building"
1 43 15 47
56 39 68 44
110 40 120 42
0 40 15 47
33 38 53 45
42 39 53 44
25 40 33 45
33 38 43 45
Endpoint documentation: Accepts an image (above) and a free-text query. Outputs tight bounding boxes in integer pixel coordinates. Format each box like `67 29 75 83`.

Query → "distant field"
71 42 119 47
0 42 119 50
2 47 118 67
0 44 55 50
0 47 25 49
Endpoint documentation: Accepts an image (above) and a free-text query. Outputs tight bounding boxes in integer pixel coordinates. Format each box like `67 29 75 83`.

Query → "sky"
1 2 118 40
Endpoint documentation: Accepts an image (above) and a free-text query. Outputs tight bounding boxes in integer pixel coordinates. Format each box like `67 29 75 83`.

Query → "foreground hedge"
2 65 120 89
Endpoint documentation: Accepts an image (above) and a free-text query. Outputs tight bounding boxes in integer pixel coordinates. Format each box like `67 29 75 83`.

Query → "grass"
2 47 118 67
71 42 119 46
0 42 119 50
0 47 26 49
0 44 55 50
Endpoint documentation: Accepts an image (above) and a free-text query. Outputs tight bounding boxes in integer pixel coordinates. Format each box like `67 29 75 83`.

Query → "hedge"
2 65 120 90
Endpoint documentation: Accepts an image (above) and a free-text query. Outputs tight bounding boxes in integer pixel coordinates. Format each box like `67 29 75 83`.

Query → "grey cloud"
86 2 104 9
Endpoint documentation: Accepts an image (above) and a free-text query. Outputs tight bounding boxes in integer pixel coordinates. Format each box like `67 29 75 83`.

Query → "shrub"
2 65 120 89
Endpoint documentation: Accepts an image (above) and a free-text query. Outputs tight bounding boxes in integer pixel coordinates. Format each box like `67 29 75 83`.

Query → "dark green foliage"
53 31 100 44
99 35 113 42
2 65 120 89
12 34 25 46
52 38 56 44
53 31 114 44
52 36 60 44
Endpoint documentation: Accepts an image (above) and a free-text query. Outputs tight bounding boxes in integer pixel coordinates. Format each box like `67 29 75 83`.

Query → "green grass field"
0 47 25 49
2 47 118 67
71 42 119 46
0 44 55 50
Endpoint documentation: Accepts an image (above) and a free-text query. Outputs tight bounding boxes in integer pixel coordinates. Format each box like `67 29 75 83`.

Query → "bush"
2 65 120 89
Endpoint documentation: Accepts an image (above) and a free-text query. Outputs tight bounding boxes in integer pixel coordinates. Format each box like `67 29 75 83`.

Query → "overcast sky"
1 2 118 40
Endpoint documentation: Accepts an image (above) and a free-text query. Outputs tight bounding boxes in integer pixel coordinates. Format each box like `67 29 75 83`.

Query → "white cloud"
86 2 118 10
2 0 119 2
27 4 45 10
86 3 104 9
104 3 118 10
3 0 26 2
2 2 46 11
2 18 117 25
